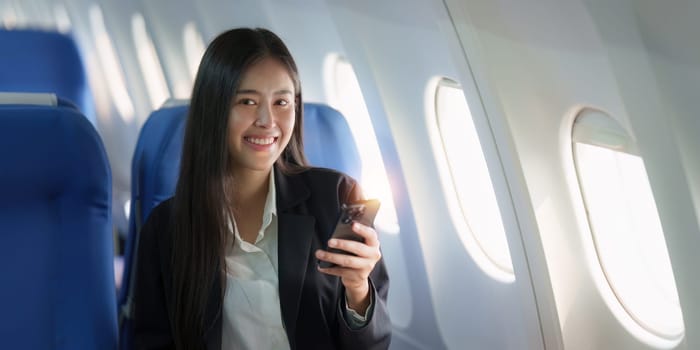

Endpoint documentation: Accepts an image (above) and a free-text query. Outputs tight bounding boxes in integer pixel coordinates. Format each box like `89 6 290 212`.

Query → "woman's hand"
316 222 381 314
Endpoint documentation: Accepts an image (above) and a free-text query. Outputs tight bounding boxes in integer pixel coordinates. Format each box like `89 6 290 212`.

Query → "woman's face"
227 57 296 175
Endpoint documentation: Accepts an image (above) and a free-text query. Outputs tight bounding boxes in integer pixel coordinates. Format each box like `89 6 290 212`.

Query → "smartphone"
318 199 381 268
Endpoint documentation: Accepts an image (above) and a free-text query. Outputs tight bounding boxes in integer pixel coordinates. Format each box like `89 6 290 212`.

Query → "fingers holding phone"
317 199 380 269
330 223 381 259
316 221 382 309
316 199 383 308
316 222 381 270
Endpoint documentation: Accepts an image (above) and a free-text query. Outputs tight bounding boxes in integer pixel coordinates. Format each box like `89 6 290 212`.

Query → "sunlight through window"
429 78 513 282
324 54 399 234
89 4 134 123
573 109 683 342
183 22 205 83
132 13 170 110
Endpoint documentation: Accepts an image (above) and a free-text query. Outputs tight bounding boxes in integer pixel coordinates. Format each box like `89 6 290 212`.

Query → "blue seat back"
302 102 362 180
117 104 188 348
0 100 117 349
118 102 362 345
0 29 95 124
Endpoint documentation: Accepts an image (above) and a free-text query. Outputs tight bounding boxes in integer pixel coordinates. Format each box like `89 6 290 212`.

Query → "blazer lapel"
275 167 314 345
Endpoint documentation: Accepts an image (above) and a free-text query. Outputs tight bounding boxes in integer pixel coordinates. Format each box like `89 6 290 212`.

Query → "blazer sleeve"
132 203 176 350
336 177 392 349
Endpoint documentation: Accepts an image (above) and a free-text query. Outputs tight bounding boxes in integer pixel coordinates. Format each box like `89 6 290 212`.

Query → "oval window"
572 108 684 341
429 77 514 282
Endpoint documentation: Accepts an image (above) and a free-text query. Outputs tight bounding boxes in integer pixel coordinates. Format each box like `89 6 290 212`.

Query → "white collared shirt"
221 170 372 349
221 171 290 350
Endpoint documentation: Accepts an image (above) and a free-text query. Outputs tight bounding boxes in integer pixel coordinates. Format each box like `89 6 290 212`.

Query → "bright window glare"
132 13 170 110
575 142 683 339
173 80 192 100
124 199 131 220
325 55 399 234
183 22 205 83
434 81 513 280
89 4 134 123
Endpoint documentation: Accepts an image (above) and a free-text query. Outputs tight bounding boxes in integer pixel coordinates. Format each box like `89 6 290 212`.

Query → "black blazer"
132 167 391 349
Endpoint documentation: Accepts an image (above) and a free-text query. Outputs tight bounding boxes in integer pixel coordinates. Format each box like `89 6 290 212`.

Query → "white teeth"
246 137 275 145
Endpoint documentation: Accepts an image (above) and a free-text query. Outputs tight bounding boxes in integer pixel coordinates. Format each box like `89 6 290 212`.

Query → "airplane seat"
117 102 188 349
0 29 95 125
0 93 117 349
301 102 362 180
118 101 362 347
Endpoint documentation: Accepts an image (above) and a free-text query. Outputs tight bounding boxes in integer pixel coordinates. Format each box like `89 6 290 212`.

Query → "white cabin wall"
634 2 700 218
95 0 152 123
16 0 54 28
137 0 201 99
86 0 158 192
194 0 272 40
255 0 346 104
142 0 340 106
3 0 28 24
445 0 699 349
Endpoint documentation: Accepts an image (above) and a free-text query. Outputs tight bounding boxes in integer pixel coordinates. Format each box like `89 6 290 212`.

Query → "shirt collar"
262 169 277 228
230 170 277 245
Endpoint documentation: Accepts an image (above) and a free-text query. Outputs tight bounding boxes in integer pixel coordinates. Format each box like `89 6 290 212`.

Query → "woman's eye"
238 98 255 105
276 99 289 106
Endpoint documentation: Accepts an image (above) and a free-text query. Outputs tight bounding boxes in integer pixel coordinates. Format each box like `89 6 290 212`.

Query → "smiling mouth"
244 136 278 145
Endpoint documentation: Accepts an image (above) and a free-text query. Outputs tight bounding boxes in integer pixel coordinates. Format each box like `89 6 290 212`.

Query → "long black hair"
171 28 308 349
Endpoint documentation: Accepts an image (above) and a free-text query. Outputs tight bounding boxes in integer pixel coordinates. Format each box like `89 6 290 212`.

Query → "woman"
132 28 391 350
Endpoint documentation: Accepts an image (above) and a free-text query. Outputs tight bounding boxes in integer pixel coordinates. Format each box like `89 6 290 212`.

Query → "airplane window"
572 108 684 342
53 4 71 33
132 13 170 109
183 22 206 84
323 53 399 235
430 77 514 282
89 4 134 123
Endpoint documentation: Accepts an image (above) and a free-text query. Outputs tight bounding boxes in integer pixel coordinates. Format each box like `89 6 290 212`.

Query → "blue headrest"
0 29 94 124
0 105 117 349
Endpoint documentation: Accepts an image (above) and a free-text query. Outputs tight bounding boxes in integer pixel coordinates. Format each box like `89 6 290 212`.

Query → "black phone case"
318 199 380 268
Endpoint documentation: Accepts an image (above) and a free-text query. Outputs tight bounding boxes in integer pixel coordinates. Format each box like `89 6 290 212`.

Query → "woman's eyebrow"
236 89 259 95
236 89 293 95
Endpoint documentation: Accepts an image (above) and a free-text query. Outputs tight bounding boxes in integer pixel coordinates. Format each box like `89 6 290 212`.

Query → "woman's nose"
255 104 274 127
